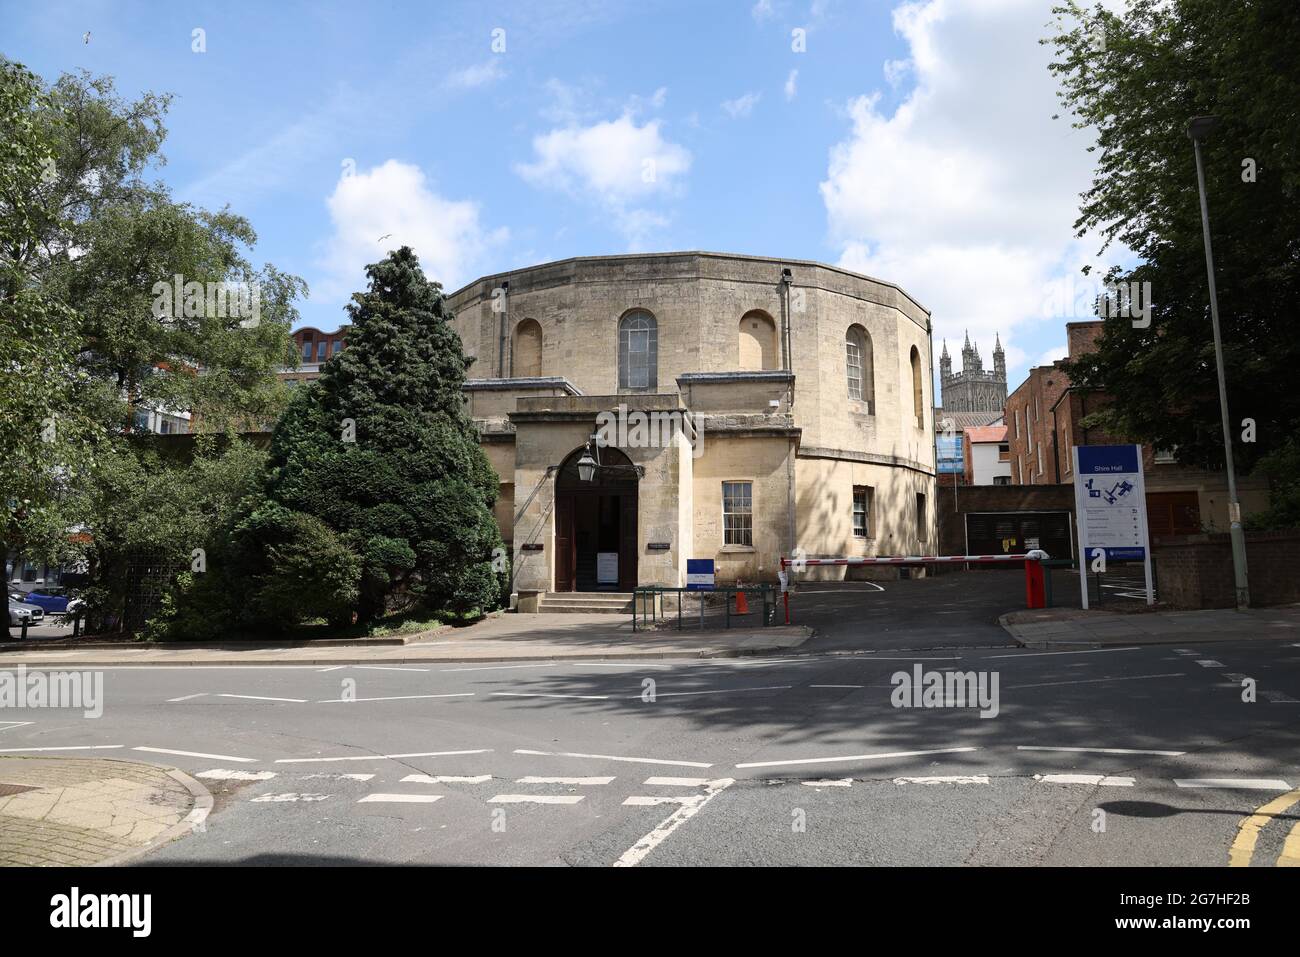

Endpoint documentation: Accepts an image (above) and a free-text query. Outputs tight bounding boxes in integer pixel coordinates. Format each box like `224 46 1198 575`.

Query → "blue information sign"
686 559 715 591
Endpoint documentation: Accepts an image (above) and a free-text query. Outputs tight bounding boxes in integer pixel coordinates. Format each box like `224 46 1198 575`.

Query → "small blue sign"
686 558 715 591
1076 444 1140 476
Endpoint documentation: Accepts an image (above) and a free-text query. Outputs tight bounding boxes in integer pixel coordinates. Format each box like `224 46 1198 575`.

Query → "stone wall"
1153 530 1300 609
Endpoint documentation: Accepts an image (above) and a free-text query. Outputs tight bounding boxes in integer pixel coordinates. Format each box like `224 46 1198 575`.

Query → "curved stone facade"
446 251 936 600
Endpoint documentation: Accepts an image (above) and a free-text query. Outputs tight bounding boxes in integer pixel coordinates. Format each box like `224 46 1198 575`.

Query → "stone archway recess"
553 446 639 592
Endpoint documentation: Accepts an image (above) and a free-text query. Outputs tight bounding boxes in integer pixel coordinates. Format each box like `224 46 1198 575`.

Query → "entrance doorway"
554 446 639 592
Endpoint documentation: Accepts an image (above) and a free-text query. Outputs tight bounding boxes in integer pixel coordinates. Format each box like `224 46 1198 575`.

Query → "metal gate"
965 511 1073 561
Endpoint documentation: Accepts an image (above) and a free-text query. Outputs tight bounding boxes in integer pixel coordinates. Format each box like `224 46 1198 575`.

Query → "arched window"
910 345 924 429
846 325 875 413
738 311 777 371
513 318 543 377
619 310 657 391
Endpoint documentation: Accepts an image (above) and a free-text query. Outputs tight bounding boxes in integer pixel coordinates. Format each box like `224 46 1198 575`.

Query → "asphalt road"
3 635 1298 866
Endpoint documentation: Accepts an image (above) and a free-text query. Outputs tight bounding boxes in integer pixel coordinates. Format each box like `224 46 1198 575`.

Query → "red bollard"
1024 559 1046 609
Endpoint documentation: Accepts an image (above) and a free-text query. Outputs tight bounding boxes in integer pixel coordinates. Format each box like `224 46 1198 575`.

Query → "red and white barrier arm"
778 552 1049 623
780 554 1033 568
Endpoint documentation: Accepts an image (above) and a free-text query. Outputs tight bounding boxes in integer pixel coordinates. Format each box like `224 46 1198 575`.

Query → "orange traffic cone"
734 590 750 615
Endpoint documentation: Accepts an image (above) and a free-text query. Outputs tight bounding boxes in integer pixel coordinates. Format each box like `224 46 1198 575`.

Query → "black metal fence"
632 584 778 632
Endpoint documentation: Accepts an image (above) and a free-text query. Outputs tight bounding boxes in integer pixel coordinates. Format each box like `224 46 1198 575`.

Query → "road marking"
1035 773 1134 787
316 693 475 703
1229 789 1300 866
636 685 791 699
276 749 492 764
489 794 585 805
1262 690 1300 704
1008 673 1185 690
167 693 209 702
491 691 611 700
1017 745 1186 757
251 792 330 802
797 583 885 593
402 773 492 785
893 775 989 785
735 746 978 770
134 746 258 763
0 720 34 732
802 778 854 787
440 663 558 673
1173 649 1198 655
986 647 1142 659
615 778 734 867
624 795 699 806
1196 660 1224 668
644 777 711 787
0 744 124 753
1280 817 1300 867
358 793 443 804
216 694 307 703
196 769 277 781
514 748 712 769
515 776 614 785
1176 778 1292 791
354 665 429 672
302 773 375 781
810 684 865 689
316 665 347 672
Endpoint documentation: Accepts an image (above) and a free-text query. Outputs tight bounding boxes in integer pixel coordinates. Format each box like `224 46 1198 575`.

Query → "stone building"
939 333 1006 414
278 326 349 389
445 251 937 609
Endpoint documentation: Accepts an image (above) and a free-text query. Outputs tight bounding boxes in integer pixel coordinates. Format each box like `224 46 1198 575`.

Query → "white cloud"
315 160 506 302
1035 344 1068 368
820 0 1123 383
752 0 776 22
784 69 799 101
443 59 506 90
722 91 762 118
515 113 691 248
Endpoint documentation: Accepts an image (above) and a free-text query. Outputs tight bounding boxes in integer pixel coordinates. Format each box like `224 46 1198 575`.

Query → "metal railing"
632 585 778 632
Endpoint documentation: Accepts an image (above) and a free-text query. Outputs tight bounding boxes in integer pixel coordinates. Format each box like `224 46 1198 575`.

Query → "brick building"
279 326 349 387
1005 320 1268 537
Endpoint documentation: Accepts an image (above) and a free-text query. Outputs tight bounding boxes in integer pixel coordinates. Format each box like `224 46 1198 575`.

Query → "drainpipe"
781 267 797 559
496 279 510 378
927 316 940 554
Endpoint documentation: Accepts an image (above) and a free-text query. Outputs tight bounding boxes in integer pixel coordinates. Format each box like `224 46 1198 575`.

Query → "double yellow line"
1229 788 1300 867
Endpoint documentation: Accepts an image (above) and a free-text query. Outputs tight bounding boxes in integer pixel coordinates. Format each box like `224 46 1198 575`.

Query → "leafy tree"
1 61 305 631
1046 1 1300 487
264 247 504 623
0 61 102 633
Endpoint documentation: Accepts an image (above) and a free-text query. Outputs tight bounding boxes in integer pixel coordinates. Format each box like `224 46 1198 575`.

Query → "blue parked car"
16 587 84 616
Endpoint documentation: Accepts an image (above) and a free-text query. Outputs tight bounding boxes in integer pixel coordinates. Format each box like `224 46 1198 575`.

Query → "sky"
3 0 1132 395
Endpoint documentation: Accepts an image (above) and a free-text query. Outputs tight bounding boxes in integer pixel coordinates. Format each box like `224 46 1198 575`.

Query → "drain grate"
0 783 39 797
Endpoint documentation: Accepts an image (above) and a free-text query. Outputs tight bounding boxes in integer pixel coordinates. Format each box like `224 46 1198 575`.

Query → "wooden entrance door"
555 493 574 592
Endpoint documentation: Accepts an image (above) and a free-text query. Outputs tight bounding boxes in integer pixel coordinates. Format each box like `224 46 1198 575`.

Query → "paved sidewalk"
0 757 210 866
1001 606 1300 649
0 613 811 666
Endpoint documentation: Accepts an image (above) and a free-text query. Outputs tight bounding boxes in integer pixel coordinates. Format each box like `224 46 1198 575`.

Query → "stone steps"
538 592 634 614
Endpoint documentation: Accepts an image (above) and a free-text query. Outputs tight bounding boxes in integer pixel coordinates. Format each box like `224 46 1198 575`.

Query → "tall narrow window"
619 310 657 391
852 486 871 538
301 338 313 361
845 325 874 412
722 481 753 547
916 491 928 542
910 346 924 428
316 340 327 361
513 318 543 377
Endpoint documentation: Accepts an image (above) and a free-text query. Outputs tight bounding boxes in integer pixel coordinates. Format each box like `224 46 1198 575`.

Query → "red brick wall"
1153 531 1300 608
1006 365 1070 485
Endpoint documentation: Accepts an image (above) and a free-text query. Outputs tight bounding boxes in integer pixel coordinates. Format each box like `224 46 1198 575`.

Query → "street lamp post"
1187 115 1250 609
